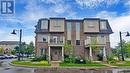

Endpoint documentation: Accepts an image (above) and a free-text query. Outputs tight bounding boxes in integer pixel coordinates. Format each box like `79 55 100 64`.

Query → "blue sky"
0 0 130 48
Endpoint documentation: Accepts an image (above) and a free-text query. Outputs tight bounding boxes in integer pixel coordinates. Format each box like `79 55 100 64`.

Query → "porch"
48 46 64 62
84 45 107 61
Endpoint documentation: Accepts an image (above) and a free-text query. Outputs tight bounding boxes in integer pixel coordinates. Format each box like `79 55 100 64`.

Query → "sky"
0 0 130 48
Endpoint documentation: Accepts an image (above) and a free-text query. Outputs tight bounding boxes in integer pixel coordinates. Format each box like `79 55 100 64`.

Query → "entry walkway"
50 61 61 67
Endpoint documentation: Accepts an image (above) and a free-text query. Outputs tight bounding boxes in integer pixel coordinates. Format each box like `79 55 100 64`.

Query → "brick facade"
35 18 113 61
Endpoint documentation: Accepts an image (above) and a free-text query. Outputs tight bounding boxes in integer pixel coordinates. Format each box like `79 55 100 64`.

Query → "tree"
25 41 34 57
113 40 127 60
64 42 73 63
64 42 73 55
0 47 4 54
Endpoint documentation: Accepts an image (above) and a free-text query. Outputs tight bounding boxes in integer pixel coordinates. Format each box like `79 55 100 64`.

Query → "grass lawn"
112 61 130 67
11 60 51 67
60 63 106 67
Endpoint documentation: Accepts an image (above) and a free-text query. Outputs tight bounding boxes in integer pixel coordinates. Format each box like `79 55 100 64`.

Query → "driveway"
0 59 34 73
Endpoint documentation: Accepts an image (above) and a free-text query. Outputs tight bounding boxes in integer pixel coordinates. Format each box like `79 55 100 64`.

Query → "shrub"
31 55 47 62
39 60 48 64
85 58 92 64
107 55 118 64
64 55 75 63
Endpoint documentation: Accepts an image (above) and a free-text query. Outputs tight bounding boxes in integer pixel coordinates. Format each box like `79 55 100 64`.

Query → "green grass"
112 61 130 67
11 60 51 67
60 63 106 67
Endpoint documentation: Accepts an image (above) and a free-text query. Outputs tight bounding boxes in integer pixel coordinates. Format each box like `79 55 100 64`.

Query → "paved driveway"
0 59 34 73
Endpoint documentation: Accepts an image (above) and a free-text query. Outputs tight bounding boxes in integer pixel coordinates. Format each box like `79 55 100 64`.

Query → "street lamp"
11 29 22 61
119 31 130 61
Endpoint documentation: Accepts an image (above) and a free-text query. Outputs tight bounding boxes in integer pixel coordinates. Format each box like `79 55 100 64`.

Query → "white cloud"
41 0 62 4
0 0 76 45
50 4 69 14
96 11 130 48
96 11 117 18
22 36 35 44
75 0 120 8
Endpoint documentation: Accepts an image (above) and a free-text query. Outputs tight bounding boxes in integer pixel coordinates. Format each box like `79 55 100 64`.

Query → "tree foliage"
64 42 73 55
14 41 34 56
113 40 130 59
25 41 34 55
0 47 4 54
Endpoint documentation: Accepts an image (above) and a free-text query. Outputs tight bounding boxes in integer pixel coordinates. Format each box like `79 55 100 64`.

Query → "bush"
107 55 118 64
64 55 75 63
85 58 92 64
31 55 47 62
39 60 48 64
74 56 86 64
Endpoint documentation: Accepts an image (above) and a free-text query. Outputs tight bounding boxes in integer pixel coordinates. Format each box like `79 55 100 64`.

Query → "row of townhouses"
35 18 113 62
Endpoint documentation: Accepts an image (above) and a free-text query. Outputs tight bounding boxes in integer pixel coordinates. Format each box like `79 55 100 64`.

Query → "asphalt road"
0 59 34 73
0 59 130 73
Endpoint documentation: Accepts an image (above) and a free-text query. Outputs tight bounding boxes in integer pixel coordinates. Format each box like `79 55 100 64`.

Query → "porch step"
50 61 61 67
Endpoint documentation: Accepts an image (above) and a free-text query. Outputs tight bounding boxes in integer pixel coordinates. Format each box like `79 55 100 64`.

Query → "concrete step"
50 61 61 67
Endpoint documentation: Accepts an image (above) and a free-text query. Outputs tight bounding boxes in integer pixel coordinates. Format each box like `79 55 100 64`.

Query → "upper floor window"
100 21 107 30
37 34 48 42
67 22 72 40
67 22 71 30
76 40 80 45
42 35 48 42
76 22 80 40
41 20 48 29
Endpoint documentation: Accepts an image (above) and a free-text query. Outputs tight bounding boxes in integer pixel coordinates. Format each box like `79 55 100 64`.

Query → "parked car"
0 55 5 59
10 55 17 58
4 54 13 59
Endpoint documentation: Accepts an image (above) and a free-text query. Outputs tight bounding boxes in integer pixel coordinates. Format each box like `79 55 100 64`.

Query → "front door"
51 47 62 61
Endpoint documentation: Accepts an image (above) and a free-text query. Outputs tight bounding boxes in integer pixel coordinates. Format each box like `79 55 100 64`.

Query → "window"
41 20 48 29
42 35 48 42
86 36 91 44
100 21 107 30
76 40 80 45
41 48 46 55
37 34 48 42
76 22 80 40
67 22 72 40
43 38 46 42
67 40 71 44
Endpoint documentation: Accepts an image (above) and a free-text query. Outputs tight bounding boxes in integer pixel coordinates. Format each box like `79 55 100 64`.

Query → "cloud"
75 0 120 8
96 11 117 18
96 11 130 48
22 36 35 44
50 4 69 14
41 0 62 4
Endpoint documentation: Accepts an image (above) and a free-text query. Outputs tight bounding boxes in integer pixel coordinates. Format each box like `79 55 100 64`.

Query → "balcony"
85 36 106 47
48 36 65 46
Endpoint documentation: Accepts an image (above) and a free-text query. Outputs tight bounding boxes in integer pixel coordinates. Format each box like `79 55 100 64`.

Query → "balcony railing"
85 37 106 46
48 36 65 46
